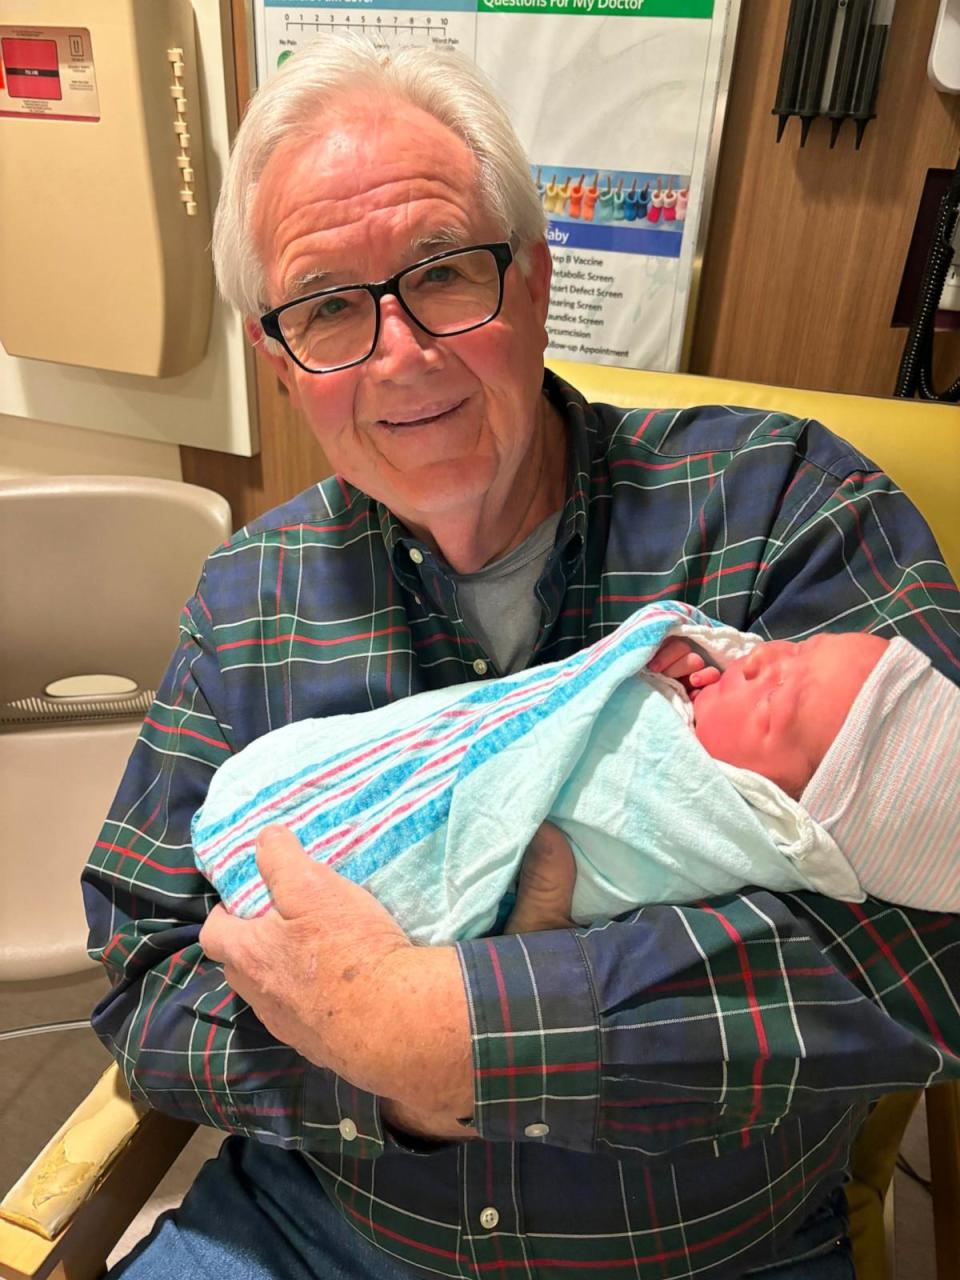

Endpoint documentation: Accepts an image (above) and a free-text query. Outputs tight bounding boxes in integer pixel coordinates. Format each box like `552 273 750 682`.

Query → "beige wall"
0 413 181 482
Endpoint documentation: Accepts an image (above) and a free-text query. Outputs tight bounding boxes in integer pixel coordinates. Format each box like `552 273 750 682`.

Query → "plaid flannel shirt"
84 372 960 1278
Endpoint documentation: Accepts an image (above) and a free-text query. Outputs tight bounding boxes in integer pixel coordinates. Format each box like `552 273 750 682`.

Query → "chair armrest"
926 1080 960 1280
845 1090 921 1280
0 1064 195 1280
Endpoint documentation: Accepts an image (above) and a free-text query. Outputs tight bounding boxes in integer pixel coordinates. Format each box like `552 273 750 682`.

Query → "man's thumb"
506 822 577 934
255 824 313 917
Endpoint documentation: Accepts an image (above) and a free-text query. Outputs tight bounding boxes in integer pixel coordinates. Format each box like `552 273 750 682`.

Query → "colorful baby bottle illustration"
582 173 600 222
676 186 689 221
624 176 639 221
613 177 626 221
567 173 586 219
535 166 545 203
544 173 561 214
637 180 650 220
648 176 663 222
596 175 614 223
662 177 677 222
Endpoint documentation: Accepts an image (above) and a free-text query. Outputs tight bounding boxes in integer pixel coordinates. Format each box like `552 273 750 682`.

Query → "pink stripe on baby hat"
801 637 960 912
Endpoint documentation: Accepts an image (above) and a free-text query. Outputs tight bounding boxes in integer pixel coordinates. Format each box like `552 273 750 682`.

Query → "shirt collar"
543 367 591 575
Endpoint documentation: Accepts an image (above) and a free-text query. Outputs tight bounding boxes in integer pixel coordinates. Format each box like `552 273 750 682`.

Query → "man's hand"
199 825 472 1117
648 637 721 699
505 821 577 934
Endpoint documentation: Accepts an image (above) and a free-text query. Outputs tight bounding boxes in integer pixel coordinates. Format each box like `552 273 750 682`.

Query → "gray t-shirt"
453 511 562 674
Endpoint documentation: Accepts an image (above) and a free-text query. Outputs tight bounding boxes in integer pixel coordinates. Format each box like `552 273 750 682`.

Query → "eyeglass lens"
277 247 503 372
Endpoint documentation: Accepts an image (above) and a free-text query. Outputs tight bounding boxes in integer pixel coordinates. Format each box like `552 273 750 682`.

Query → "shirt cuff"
456 929 601 1150
301 1065 386 1158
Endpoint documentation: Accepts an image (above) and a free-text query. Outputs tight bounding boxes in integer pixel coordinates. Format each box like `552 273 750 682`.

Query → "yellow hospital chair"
0 376 957 1280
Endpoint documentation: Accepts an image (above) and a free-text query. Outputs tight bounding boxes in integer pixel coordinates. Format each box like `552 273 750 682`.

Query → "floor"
1 977 940 1278
107 1125 225 1268
0 968 114 1197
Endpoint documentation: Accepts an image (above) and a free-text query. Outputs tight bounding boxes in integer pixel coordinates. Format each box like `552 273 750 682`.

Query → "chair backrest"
547 362 960 583
0 476 232 722
0 476 231 982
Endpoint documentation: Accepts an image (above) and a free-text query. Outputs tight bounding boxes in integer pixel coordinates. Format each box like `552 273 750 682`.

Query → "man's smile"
376 397 468 429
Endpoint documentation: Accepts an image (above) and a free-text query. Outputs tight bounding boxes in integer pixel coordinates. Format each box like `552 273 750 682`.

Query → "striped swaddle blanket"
192 601 835 943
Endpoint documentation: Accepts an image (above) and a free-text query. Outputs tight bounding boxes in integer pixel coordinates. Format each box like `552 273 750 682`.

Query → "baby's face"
692 632 887 799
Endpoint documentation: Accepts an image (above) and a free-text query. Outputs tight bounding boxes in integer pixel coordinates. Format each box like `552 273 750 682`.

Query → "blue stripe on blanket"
195 601 717 909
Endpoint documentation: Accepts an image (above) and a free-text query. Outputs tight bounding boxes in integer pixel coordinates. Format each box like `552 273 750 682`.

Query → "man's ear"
244 318 300 403
525 239 554 328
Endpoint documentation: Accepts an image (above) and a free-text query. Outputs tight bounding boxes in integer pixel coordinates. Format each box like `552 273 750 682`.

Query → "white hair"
212 40 546 322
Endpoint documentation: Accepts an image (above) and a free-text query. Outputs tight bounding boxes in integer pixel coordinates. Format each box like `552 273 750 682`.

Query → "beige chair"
0 477 231 1279
1 375 958 1280
0 476 231 1012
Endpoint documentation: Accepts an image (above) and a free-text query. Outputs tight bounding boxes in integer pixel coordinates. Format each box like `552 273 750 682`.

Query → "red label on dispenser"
2 37 62 100
0 28 98 121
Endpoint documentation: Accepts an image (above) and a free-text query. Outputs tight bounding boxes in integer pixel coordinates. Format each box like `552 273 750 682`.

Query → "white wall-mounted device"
929 0 960 94
0 0 257 456
0 0 212 376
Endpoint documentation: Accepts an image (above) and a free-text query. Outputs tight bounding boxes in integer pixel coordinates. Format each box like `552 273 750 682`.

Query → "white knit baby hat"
800 637 960 910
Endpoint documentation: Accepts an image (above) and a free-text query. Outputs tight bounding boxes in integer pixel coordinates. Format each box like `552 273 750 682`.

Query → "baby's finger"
688 665 722 688
663 651 706 679
649 638 701 676
648 641 681 673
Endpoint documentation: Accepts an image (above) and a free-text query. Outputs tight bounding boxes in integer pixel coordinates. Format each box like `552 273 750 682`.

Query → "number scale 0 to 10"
283 14 452 33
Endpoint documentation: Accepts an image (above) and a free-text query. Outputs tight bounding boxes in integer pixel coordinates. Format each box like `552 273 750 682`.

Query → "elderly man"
84 40 960 1280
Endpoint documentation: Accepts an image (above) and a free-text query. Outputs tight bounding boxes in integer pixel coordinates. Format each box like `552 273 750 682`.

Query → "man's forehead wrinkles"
276 167 476 226
273 192 477 297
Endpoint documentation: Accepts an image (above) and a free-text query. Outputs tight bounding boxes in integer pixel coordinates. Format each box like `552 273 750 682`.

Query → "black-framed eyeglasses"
260 242 514 375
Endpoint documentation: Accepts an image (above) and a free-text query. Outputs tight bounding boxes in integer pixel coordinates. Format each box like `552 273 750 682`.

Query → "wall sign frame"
250 0 741 372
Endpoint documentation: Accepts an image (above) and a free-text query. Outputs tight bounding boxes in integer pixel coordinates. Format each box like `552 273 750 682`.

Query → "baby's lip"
705 664 730 694
689 680 713 721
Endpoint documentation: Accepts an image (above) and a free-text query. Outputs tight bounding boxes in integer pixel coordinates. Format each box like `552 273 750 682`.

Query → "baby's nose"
742 641 795 683
742 650 763 680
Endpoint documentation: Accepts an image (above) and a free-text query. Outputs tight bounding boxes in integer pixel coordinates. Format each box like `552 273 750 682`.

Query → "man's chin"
386 458 497 513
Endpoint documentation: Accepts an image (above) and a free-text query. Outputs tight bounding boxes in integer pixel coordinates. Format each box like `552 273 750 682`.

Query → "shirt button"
338 1118 358 1141
409 547 424 565
479 1207 499 1230
472 658 488 676
524 1122 550 1138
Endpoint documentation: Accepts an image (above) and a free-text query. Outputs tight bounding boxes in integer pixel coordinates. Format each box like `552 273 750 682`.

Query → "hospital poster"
251 0 737 372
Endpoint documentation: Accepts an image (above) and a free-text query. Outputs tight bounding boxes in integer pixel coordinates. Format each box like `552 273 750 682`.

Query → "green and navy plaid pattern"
84 373 960 1277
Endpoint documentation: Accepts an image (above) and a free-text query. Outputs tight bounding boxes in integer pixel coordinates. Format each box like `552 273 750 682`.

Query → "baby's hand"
648 638 721 698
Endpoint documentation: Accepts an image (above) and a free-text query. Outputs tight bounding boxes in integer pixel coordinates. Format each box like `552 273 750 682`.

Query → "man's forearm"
376 829 580 1140
379 947 476 1136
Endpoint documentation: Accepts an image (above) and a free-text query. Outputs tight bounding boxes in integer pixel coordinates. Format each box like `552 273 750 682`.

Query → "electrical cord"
0 1019 91 1042
895 153 960 402
895 1153 933 1195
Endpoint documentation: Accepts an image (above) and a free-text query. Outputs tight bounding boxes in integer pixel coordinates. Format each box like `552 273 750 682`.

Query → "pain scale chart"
254 2 478 83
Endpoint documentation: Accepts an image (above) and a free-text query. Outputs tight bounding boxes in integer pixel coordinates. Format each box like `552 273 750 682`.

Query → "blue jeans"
110 1137 854 1280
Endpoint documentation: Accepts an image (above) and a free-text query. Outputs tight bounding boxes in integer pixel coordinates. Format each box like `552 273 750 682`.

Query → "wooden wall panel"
690 0 960 394
180 0 333 528
183 0 960 529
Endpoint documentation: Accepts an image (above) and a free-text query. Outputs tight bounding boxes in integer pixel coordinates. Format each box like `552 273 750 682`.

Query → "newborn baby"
193 602 959 942
651 630 887 799
650 627 958 913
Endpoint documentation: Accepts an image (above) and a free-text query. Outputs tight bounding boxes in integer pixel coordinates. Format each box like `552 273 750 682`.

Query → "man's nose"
367 297 444 379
